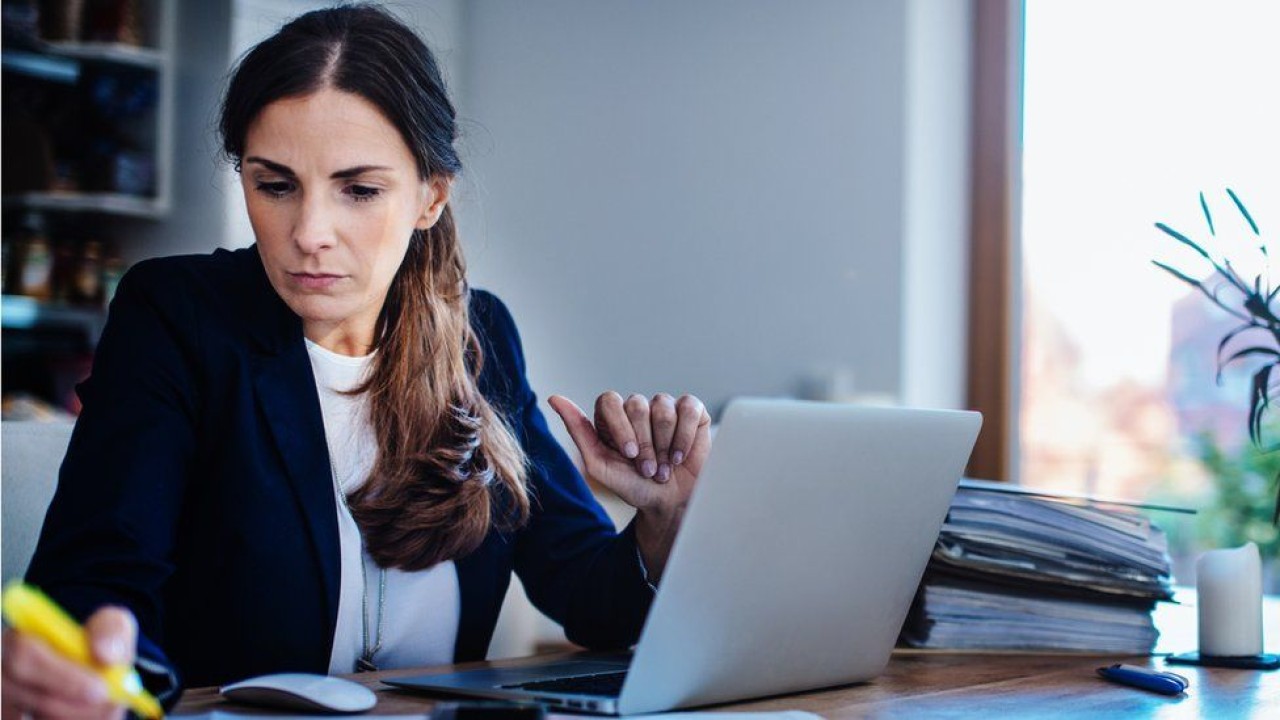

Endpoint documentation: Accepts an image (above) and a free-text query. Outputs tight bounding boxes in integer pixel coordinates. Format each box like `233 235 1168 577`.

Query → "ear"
415 176 453 230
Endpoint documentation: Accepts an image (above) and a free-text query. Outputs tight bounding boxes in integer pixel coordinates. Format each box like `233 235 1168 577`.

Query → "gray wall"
902 0 972 409
455 0 972 431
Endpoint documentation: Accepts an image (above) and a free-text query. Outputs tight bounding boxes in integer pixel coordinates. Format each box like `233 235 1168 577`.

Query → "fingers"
548 395 605 471
624 394 658 479
670 394 709 467
556 391 708 486
648 394 678 482
2 628 118 720
1 685 120 720
594 392 639 461
85 606 137 667
1 607 135 720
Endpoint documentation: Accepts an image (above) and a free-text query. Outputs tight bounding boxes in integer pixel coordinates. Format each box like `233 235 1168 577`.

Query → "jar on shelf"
38 0 86 42
73 238 104 306
50 236 78 302
83 0 145 45
12 212 54 300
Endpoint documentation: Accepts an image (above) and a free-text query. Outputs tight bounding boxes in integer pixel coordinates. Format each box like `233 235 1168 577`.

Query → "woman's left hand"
549 392 712 580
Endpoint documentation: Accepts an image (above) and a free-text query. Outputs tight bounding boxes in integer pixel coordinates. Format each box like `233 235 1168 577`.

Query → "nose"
292 192 337 254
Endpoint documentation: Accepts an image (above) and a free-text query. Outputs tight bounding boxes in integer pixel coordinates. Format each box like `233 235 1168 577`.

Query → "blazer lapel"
225 245 341 651
252 334 342 638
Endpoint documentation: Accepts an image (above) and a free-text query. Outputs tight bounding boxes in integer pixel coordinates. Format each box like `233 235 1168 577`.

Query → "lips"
289 272 345 290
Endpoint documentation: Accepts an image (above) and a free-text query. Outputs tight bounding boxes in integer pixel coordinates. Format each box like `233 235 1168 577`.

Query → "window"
1017 0 1280 586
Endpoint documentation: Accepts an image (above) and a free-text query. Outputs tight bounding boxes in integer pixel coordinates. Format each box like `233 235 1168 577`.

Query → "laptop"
385 398 981 715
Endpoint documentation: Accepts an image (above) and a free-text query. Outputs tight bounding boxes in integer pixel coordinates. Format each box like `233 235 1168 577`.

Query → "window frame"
965 0 1024 482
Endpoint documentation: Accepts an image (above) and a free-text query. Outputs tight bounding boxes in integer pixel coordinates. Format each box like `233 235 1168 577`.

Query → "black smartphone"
431 700 547 719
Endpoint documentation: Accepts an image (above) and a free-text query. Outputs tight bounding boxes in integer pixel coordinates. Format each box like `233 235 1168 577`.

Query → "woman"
0 5 710 718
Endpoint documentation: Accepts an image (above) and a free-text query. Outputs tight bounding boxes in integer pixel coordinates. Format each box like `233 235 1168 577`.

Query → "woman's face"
241 88 450 354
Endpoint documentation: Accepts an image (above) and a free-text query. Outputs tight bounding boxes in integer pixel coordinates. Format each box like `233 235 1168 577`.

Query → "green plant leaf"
1154 260 1252 323
1201 191 1216 236
1274 470 1280 524
1152 259 1202 286
1155 192 1279 526
1156 222 1251 294
1249 363 1275 447
1244 291 1280 325
1156 222 1211 258
1221 346 1280 368
1215 323 1272 382
1227 188 1261 235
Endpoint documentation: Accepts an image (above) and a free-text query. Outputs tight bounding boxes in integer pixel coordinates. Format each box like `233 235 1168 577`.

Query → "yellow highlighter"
1 581 164 719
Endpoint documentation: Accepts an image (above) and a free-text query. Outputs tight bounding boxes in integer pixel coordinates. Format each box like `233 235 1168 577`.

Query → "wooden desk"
173 650 1278 718
175 592 1278 717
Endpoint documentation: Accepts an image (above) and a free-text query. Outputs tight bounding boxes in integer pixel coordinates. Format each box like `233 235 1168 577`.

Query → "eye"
346 184 381 203
255 180 294 198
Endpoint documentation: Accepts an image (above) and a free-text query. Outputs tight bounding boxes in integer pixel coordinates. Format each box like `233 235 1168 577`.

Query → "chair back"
2 420 75 582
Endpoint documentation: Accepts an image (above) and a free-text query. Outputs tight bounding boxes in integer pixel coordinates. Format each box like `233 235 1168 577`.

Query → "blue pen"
1096 664 1189 696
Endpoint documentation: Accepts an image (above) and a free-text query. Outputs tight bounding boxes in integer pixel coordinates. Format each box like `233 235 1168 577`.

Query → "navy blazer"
25 246 653 701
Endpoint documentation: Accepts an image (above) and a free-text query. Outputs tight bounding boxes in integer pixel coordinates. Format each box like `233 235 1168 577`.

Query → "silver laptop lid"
618 398 980 715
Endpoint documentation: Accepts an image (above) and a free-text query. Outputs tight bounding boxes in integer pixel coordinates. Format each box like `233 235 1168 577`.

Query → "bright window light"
1020 0 1280 586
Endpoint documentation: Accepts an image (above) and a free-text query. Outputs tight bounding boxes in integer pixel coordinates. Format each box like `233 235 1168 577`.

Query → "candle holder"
1166 651 1278 670
1166 543 1278 670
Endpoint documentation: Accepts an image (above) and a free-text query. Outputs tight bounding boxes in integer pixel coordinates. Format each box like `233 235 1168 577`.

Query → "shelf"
1 3 171 410
3 41 165 86
1 49 79 83
41 41 167 68
1 295 105 346
3 192 168 219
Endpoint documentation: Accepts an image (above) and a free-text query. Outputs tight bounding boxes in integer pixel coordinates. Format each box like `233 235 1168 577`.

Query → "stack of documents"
899 480 1174 653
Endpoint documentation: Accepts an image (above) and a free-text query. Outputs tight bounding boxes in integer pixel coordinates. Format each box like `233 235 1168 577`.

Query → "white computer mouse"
220 672 378 713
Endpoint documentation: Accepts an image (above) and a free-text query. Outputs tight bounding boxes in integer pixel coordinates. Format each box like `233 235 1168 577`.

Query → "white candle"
1196 542 1263 657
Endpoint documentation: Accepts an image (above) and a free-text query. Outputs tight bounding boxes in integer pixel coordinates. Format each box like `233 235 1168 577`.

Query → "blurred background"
2 0 1277 655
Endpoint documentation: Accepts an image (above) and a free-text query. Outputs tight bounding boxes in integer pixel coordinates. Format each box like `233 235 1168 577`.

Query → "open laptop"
385 398 981 715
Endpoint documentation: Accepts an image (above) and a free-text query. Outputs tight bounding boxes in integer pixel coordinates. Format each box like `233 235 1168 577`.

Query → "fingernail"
624 442 639 459
98 637 125 663
642 460 657 478
658 464 671 482
672 450 684 465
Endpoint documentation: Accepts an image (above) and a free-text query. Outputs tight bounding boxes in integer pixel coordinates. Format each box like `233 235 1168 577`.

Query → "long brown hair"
220 4 529 570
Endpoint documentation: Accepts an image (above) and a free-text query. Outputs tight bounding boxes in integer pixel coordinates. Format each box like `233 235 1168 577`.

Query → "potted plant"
1153 189 1280 523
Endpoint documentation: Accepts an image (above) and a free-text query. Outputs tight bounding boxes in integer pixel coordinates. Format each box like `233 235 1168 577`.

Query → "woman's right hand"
1 605 138 720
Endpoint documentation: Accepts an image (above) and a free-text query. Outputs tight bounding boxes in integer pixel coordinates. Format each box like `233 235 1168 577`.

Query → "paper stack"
899 479 1175 653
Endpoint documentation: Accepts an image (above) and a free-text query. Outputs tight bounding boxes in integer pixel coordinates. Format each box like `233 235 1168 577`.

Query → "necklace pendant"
356 656 379 673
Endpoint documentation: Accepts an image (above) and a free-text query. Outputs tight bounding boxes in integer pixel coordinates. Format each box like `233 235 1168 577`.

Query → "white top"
306 339 460 674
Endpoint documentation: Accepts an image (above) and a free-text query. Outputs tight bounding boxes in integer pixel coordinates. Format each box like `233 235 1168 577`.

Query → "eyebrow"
243 156 393 179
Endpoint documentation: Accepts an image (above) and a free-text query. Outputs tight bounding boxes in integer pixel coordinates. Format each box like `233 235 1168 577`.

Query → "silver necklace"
329 453 387 673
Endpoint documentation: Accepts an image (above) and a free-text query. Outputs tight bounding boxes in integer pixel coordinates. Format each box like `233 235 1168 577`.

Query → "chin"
281 293 355 326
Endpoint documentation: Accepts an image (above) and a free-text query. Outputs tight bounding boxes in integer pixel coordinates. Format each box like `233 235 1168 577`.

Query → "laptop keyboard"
502 670 628 696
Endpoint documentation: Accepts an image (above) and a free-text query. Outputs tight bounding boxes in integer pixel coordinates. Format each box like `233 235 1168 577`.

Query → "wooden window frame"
965 0 1024 482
